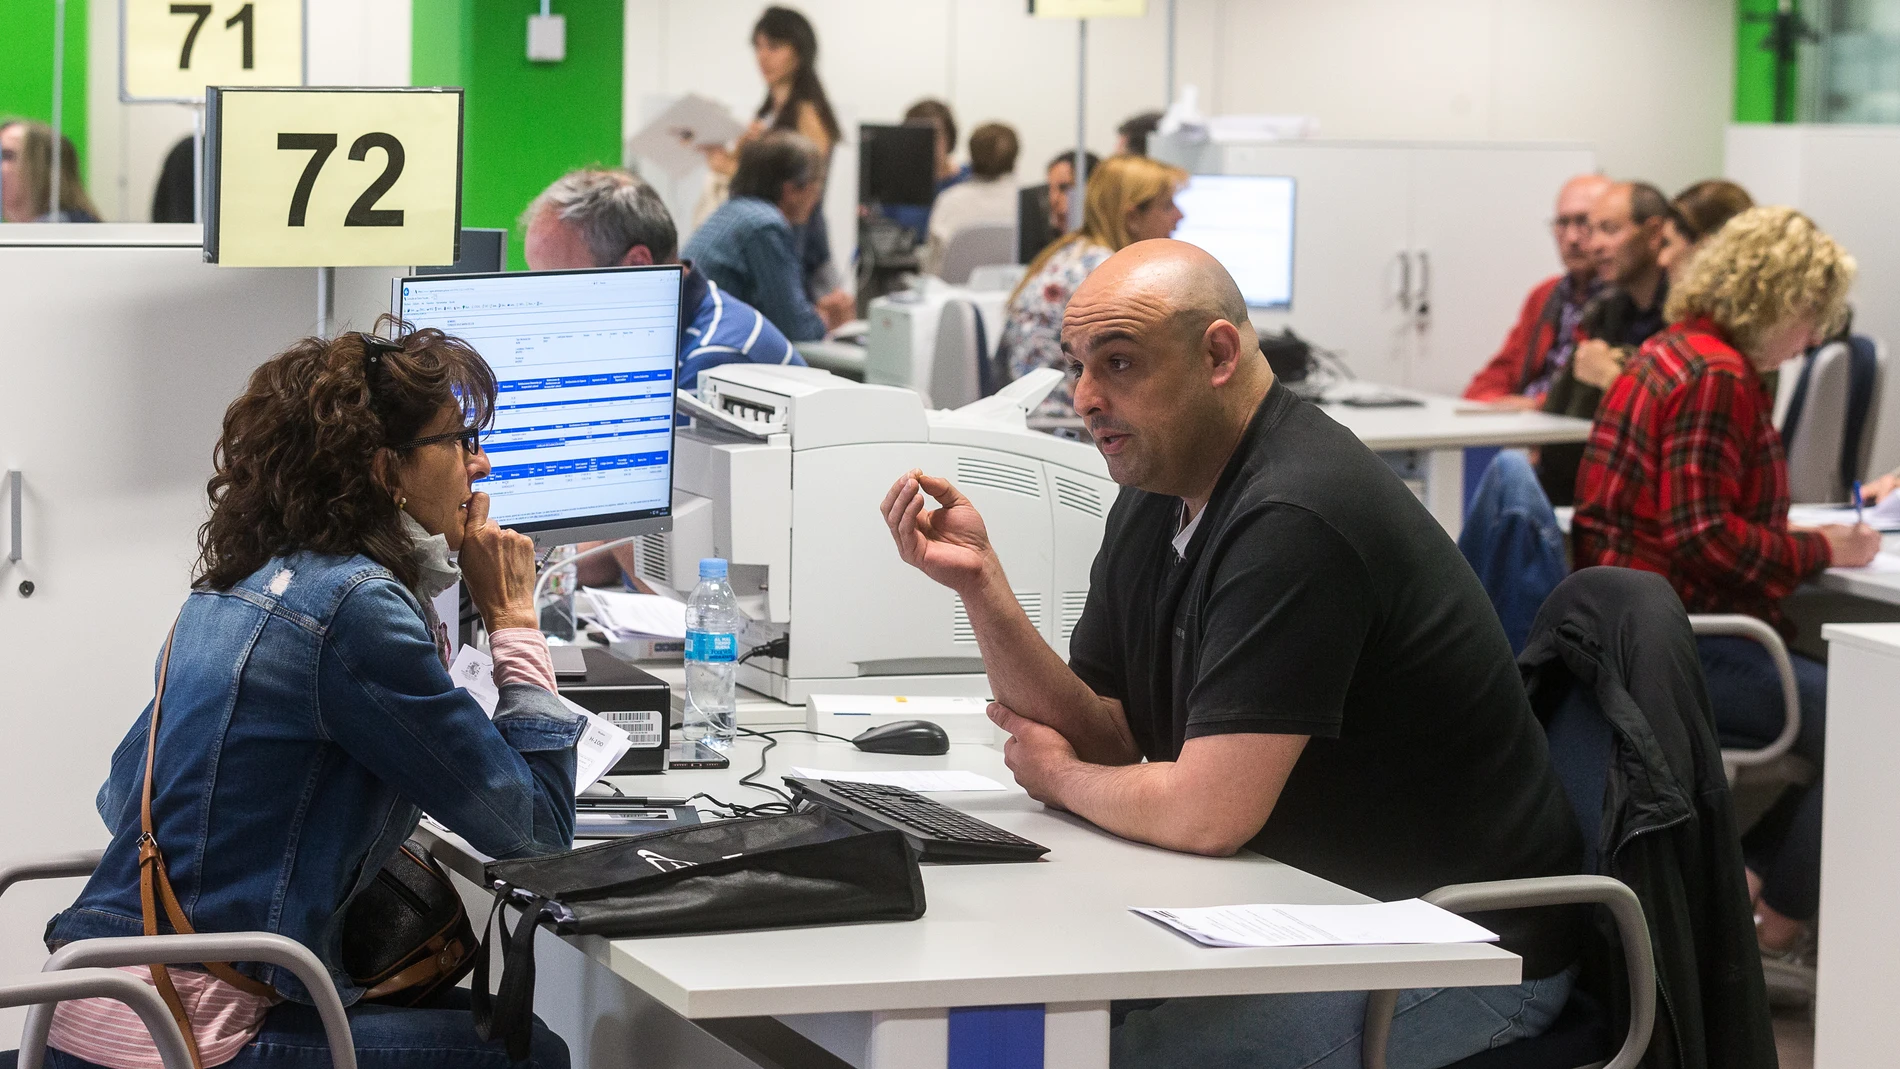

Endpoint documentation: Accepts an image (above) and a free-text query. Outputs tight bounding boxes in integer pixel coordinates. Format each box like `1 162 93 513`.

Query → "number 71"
170 3 254 70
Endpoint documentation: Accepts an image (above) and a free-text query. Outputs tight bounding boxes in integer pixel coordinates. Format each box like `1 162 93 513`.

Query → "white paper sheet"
789 768 1007 792
582 587 687 639
1788 501 1900 532
627 94 747 177
448 644 501 716
1132 899 1499 949
1844 552 1900 574
563 695 634 794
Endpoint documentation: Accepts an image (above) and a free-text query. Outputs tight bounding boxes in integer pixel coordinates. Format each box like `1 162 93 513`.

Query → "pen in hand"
1855 481 1865 527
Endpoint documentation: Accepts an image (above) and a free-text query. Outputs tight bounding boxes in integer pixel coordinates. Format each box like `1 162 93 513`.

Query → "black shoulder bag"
472 809 927 1060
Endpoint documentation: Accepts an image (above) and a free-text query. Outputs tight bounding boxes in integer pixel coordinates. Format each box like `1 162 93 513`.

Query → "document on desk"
446 645 632 794
1790 499 1900 532
1132 899 1499 949
789 768 1007 792
582 587 687 639
1845 552 1900 574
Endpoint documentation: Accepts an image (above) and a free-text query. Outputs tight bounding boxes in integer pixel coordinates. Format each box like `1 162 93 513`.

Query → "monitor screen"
1170 174 1296 310
859 123 937 207
414 228 507 275
395 265 682 546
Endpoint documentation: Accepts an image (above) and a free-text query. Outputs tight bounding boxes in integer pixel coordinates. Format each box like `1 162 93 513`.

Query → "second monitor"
394 265 684 548
1171 174 1297 310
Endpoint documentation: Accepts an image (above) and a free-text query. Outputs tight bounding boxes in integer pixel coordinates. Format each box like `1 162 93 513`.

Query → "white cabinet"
0 225 398 1032
1156 136 1595 396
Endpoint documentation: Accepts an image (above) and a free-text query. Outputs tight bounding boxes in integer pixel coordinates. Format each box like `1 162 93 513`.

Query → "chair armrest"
1362 875 1654 1069
1687 614 1802 770
21 933 356 1069
0 849 105 901
0 967 195 1069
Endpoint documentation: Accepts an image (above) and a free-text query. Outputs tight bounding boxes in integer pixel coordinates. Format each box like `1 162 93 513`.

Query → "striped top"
48 629 557 1068
678 266 804 391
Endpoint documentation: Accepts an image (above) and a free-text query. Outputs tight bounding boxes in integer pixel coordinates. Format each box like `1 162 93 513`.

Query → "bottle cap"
699 558 728 579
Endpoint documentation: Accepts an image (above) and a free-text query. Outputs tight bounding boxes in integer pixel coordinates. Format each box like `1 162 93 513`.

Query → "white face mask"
399 510 462 600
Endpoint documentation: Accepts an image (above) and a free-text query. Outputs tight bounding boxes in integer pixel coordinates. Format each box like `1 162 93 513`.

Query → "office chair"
0 850 358 1069
929 299 993 408
1780 334 1886 503
937 224 1018 285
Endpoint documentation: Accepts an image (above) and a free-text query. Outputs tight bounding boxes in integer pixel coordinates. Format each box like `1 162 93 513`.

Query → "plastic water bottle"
683 558 740 748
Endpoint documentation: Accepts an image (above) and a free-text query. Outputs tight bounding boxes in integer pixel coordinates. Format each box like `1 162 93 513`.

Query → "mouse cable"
730 726 860 803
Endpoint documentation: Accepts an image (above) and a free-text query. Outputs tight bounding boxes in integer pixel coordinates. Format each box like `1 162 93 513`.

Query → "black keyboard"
784 778 1050 863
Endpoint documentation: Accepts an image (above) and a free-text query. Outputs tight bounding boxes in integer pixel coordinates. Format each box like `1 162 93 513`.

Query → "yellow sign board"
122 0 304 103
1029 0 1148 16
205 87 464 268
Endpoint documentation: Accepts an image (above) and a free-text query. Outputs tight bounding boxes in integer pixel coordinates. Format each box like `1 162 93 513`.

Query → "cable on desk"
731 727 859 804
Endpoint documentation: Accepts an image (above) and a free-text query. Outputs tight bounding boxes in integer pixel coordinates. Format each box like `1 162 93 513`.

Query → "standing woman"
700 7 848 319
993 155 1186 418
17 327 576 1069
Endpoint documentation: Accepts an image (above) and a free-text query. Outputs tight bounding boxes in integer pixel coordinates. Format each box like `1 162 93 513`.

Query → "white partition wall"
0 226 401 1033
1726 123 1900 475
1155 136 1594 396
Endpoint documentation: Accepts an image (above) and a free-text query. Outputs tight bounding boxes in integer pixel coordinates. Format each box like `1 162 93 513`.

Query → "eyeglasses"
390 426 484 456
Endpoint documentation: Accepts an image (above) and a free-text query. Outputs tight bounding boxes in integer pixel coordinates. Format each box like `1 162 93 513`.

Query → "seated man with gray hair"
523 167 805 390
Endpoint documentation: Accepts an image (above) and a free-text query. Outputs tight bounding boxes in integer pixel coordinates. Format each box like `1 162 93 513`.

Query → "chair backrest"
965 263 1026 293
1781 335 1886 502
938 223 1018 285
930 299 989 408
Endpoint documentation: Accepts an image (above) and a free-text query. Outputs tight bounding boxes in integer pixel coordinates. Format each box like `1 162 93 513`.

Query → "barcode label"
606 708 664 748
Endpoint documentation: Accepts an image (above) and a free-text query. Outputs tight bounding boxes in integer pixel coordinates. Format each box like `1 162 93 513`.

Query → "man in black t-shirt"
880 242 1583 1068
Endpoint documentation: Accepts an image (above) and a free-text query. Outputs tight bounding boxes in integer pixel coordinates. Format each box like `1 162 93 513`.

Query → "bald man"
1463 173 1611 407
883 241 1582 1067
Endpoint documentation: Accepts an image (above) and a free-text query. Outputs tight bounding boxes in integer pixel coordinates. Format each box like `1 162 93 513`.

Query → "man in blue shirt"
682 131 855 342
522 167 805 389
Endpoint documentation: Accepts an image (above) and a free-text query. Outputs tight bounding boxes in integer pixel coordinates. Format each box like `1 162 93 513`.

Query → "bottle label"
685 629 737 662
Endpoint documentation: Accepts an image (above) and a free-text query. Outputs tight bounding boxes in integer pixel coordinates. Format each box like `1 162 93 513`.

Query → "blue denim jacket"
1458 450 1568 655
46 551 582 1004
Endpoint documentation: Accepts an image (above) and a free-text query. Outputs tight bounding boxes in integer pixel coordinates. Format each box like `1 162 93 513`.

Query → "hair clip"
359 333 403 378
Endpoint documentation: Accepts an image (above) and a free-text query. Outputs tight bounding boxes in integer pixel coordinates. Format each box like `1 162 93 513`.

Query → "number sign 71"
121 0 304 103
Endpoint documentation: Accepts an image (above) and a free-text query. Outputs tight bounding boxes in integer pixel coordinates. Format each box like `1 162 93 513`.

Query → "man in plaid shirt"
1572 206 1873 963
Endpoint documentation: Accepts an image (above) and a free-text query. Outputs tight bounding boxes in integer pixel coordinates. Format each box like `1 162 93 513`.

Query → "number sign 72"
277 132 406 228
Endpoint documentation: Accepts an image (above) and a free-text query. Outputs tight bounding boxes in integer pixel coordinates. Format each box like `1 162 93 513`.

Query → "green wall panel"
0 0 90 178
1735 0 1793 123
413 0 623 269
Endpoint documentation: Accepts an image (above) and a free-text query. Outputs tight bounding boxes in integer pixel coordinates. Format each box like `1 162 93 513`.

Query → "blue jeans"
1110 968 1573 1069
1697 635 1829 921
3 987 568 1069
1458 450 1566 656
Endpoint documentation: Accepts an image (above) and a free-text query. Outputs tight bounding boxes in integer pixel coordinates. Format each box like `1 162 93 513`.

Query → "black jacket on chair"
1517 568 1775 1069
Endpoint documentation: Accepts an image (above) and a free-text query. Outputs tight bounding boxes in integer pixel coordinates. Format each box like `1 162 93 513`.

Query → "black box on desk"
557 648 669 774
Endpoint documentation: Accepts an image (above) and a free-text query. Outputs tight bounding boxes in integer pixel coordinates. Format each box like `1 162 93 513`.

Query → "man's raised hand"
880 470 996 595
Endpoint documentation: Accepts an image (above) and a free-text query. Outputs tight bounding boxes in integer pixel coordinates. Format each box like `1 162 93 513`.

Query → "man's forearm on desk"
960 564 1138 765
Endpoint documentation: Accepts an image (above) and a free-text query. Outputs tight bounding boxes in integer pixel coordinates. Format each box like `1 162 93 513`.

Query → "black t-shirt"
1069 382 1583 976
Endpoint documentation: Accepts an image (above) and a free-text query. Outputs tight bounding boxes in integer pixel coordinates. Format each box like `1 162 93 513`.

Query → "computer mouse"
851 719 951 756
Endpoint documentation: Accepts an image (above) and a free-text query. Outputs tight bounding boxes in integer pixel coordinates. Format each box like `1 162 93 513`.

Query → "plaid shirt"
1573 318 1831 628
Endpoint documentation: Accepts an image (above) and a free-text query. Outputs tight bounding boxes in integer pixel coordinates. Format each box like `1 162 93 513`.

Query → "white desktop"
645 365 1117 703
1171 173 1296 310
394 265 683 547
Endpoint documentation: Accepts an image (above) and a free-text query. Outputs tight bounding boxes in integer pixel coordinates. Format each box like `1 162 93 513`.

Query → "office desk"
420 739 1520 1069
1814 623 1900 1068
1808 534 1900 606
1032 388 1591 537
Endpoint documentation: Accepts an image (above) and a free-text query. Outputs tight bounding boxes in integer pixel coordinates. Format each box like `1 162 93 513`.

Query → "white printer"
863 279 1011 409
642 364 1117 704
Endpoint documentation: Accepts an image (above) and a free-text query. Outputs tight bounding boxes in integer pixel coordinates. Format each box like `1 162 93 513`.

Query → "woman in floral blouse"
994 155 1186 417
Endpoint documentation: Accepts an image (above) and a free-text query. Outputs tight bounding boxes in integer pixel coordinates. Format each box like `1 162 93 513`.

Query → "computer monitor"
1170 174 1297 310
393 265 683 548
859 123 937 207
414 228 507 275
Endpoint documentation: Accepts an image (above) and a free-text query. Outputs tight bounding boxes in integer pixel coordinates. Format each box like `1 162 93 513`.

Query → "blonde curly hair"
1664 205 1856 357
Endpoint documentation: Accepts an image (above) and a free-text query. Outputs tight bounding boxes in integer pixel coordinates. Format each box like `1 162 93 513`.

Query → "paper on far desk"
1842 552 1900 574
790 768 1007 792
627 94 747 177
582 587 687 639
446 644 631 794
1132 899 1499 949
1790 494 1900 532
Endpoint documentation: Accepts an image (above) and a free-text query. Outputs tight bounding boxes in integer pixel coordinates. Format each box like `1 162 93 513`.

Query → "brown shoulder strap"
138 616 276 1069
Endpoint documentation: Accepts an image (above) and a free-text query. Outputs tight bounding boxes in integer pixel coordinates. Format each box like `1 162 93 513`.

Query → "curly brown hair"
195 318 497 591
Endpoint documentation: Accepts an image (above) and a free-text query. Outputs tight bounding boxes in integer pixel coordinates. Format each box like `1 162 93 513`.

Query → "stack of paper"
581 587 687 640
1132 899 1498 949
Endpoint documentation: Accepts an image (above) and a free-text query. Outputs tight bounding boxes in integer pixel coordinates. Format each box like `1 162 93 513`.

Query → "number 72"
277 132 407 228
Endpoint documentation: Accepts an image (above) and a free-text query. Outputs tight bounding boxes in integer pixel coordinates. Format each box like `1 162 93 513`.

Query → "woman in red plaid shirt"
1574 206 1874 962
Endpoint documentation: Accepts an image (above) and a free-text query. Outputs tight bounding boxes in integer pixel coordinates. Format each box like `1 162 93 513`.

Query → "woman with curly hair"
1573 206 1878 962
25 325 576 1069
